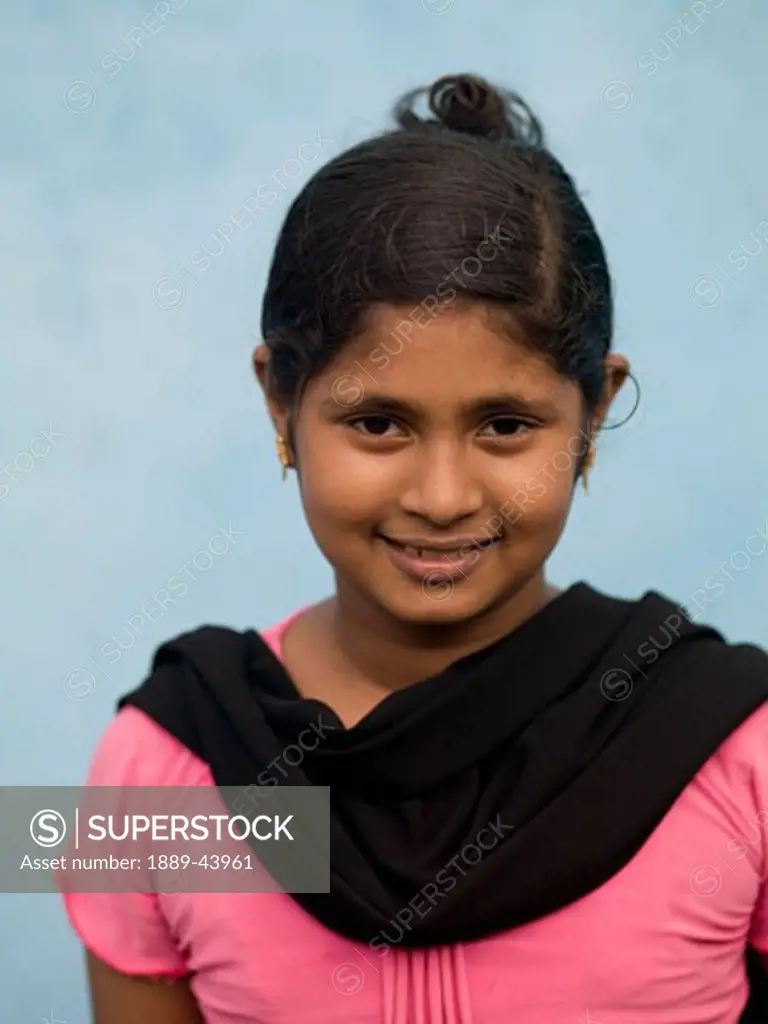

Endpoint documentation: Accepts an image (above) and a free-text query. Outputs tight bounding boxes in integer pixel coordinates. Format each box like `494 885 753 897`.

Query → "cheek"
297 443 394 531
492 450 578 534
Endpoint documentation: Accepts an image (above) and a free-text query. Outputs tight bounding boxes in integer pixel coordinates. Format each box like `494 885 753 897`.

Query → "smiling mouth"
383 536 501 558
378 533 502 579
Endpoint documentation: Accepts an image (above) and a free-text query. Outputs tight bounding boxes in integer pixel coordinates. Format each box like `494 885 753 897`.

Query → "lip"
379 534 501 582
383 536 499 551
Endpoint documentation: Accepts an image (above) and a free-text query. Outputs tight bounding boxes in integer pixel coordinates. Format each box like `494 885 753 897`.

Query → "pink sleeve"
735 703 768 956
62 618 292 976
61 707 198 977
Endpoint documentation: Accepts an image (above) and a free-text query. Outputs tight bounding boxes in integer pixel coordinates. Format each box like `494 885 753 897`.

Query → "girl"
62 73 768 1023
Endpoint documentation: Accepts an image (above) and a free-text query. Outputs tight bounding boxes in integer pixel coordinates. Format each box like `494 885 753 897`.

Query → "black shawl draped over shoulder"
118 583 768 1020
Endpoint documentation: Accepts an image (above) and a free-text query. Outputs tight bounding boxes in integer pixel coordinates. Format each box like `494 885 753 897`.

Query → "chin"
375 582 501 628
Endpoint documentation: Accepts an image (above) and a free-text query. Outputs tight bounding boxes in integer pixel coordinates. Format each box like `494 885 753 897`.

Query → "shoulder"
712 699 768 775
706 634 768 754
86 706 211 787
694 634 768 786
151 609 303 668
88 609 304 788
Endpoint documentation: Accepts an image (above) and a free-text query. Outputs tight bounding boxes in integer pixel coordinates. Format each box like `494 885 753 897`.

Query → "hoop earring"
581 442 595 494
601 369 641 431
275 435 291 482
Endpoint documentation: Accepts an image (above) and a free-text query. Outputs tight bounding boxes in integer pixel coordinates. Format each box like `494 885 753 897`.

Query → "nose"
399 443 484 526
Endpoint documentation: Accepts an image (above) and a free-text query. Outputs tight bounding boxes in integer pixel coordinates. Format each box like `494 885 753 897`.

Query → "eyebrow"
320 391 558 419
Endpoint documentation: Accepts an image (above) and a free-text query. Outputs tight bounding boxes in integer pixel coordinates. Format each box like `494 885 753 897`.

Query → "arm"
86 951 203 1024
62 710 210 1023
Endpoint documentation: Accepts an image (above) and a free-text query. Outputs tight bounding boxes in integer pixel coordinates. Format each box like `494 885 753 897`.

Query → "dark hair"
260 72 613 414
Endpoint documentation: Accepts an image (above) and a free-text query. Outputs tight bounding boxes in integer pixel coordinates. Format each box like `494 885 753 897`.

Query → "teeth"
396 539 500 558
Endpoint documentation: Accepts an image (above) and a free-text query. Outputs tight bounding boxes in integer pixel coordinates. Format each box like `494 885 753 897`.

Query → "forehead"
316 302 572 404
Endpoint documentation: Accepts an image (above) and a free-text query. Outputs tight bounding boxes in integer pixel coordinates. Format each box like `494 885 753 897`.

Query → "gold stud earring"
275 435 291 481
581 442 595 494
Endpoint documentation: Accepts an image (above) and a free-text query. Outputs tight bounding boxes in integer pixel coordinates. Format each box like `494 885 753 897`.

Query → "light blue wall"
2 0 767 1017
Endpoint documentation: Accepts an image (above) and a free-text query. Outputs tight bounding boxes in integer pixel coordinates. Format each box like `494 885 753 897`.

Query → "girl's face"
258 303 626 627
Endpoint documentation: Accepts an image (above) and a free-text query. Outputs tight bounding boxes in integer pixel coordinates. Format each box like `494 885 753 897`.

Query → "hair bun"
395 72 544 147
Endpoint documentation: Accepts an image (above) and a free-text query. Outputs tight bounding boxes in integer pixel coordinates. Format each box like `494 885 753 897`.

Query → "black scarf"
118 583 768 1019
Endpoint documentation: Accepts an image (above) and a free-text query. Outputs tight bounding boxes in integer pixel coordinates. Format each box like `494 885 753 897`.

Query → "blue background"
2 0 767 1018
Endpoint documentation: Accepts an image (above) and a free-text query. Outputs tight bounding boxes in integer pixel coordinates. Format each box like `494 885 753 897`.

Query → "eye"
347 415 404 438
479 416 531 439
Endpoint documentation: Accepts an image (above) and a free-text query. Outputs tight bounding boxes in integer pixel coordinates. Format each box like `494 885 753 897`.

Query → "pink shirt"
63 613 768 1023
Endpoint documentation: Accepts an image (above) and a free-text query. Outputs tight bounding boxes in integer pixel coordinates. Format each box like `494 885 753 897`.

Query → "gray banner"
0 786 329 893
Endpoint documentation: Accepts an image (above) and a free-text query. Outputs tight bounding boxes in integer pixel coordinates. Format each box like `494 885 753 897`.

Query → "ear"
252 344 291 441
592 354 630 433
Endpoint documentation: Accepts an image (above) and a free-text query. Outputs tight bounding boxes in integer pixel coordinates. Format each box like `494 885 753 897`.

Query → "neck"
327 572 558 693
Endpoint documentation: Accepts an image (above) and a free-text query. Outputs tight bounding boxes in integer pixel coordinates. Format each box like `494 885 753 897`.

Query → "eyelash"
346 415 534 440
